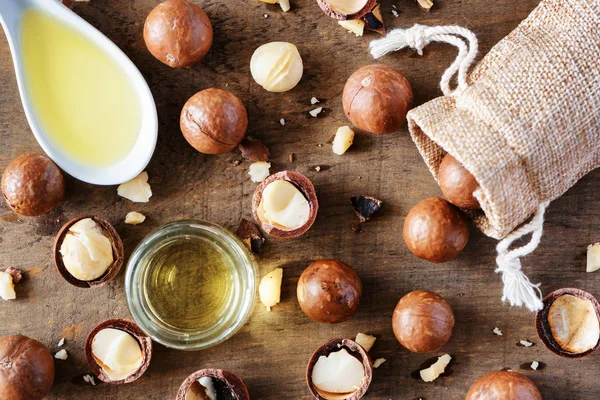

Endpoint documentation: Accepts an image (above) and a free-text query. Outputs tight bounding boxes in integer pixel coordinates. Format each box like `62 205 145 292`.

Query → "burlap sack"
406 0 600 239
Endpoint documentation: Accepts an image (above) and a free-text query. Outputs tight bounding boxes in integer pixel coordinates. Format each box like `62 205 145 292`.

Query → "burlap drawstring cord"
370 24 549 312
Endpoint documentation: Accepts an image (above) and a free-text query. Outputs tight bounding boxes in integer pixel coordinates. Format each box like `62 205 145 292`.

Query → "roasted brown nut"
465 371 542 400
297 259 362 324
438 153 480 210
2 153 65 216
238 137 270 162
0 335 54 400
306 338 372 400
403 197 469 263
54 216 124 288
143 0 213 68
176 369 250 400
342 64 413 134
252 171 318 239
315 0 377 20
84 319 152 385
181 88 248 155
392 290 454 353
536 288 600 358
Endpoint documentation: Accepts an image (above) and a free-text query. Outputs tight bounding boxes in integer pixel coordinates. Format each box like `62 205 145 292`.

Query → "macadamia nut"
256 180 310 230
311 348 365 395
91 328 143 381
249 162 271 183
259 268 283 311
548 294 600 354
59 218 114 282
420 354 451 382
250 42 303 92
332 126 355 155
125 212 146 225
118 172 152 203
587 243 600 272
0 272 16 300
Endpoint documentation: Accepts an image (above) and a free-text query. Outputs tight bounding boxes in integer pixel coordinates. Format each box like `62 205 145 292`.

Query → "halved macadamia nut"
176 369 250 400
536 288 600 357
316 0 377 20
84 319 152 384
307 339 372 400
54 216 124 288
252 171 318 238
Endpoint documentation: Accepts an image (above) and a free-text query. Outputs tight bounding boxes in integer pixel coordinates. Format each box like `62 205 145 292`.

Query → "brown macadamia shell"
465 371 542 400
315 0 377 20
438 153 481 210
403 197 469 263
175 369 250 400
392 290 455 353
143 0 213 68
53 216 124 288
342 64 413 135
297 259 362 324
84 319 152 385
252 171 318 239
181 88 248 155
535 288 600 358
0 335 54 400
1 153 65 216
306 338 373 400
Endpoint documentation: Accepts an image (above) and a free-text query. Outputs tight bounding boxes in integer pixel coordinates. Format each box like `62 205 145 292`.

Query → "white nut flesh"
332 126 355 155
117 171 152 203
0 271 16 300
54 349 68 360
587 243 600 272
372 358 386 368
91 328 143 381
249 162 271 183
548 294 600 353
259 268 283 311
531 361 539 370
257 180 310 230
312 348 365 396
250 42 303 92
60 218 114 281
420 354 451 382
338 20 365 36
324 0 368 15
493 327 502 336
354 333 376 352
125 211 146 225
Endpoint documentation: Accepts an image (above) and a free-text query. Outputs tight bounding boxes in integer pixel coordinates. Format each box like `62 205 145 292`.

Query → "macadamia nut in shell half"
342 64 413 134
143 0 213 68
250 42 303 92
465 371 542 400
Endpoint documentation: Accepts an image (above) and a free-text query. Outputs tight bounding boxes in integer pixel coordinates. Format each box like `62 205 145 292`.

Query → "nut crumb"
248 161 271 183
264 13 268 18
57 338 65 347
310 97 320 105
54 349 68 360
392 9 399 17
289 153 295 163
315 166 321 172
280 118 285 126
493 327 503 336
5 267 22 283
531 361 539 370
373 358 386 368
519 339 533 347
83 374 96 386
309 107 323 117
233 160 241 167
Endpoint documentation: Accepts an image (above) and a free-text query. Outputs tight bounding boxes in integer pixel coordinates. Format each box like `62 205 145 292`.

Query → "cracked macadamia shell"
306 338 372 400
176 369 250 400
252 171 318 238
315 0 377 20
342 64 413 134
181 88 248 155
438 153 481 210
54 216 124 288
403 197 469 263
297 259 362 324
392 290 455 353
1 153 65 216
536 288 600 358
143 0 213 68
0 335 54 400
84 319 152 384
465 371 542 400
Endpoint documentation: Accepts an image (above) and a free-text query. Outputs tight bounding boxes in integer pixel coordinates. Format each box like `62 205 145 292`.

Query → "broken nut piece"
316 0 377 20
250 42 303 92
248 162 271 183
338 20 365 36
259 268 283 311
332 126 355 155
420 354 451 382
117 172 152 203
125 212 146 225
0 271 16 300
416 0 434 12
355 333 376 352
587 243 600 273
236 218 266 253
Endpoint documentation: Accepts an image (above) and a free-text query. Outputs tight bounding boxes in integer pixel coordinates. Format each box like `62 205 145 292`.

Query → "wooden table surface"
2 0 600 399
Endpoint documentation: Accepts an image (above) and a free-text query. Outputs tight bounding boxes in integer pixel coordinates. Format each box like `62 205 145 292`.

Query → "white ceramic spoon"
0 0 157 185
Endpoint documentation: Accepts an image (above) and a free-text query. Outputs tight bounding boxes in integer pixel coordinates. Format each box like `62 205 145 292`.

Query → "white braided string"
369 24 478 96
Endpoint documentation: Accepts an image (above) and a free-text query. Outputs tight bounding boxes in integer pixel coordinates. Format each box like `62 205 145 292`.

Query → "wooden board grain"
2 0 600 399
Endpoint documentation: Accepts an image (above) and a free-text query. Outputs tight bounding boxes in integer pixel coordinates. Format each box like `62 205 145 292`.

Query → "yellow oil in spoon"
20 9 141 167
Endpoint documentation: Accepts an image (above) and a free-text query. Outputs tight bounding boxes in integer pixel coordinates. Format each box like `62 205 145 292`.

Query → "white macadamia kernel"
519 339 533 347
59 218 114 281
91 328 143 381
257 180 310 230
125 211 146 225
354 333 376 352
0 272 16 300
249 162 271 183
309 107 323 117
310 97 320 105
312 348 365 394
54 349 68 360
324 0 367 15
373 358 386 368
199 377 217 400
493 327 503 336
117 171 152 203
587 243 600 272
548 294 600 353
332 126 355 155
531 361 539 370
259 0 290 12
420 354 451 382
259 268 283 311
250 42 303 92
338 20 365 36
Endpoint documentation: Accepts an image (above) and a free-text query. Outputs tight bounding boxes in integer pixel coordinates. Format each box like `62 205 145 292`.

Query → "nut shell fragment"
238 137 270 162
176 369 250 400
236 218 265 253
351 195 382 223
